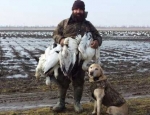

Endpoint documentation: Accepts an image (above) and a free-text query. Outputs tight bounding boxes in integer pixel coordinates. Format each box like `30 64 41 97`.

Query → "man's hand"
90 40 99 49
60 38 65 46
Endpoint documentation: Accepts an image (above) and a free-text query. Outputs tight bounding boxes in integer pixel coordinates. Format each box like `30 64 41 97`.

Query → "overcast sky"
0 0 150 27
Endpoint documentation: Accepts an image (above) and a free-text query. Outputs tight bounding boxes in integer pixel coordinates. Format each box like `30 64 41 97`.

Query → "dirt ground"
0 37 150 113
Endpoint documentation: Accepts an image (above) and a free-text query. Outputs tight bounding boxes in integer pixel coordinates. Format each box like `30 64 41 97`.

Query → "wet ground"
0 37 150 111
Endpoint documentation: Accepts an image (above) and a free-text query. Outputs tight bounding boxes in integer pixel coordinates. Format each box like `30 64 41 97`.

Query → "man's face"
72 8 84 22
73 8 84 15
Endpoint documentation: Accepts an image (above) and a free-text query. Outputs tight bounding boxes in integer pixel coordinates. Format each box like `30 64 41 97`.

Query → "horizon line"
0 26 150 28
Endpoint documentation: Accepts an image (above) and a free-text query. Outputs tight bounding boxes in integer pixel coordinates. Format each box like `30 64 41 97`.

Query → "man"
52 0 102 113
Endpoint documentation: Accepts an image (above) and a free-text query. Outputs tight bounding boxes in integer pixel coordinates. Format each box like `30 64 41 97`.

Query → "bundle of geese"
35 32 100 85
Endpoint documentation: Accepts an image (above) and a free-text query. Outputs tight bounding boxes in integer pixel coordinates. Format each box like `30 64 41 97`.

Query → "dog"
88 64 128 115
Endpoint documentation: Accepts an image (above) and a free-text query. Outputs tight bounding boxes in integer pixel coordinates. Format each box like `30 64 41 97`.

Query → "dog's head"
88 64 106 82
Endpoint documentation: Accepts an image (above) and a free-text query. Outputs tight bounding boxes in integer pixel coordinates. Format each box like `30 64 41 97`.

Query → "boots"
52 87 67 112
74 86 83 113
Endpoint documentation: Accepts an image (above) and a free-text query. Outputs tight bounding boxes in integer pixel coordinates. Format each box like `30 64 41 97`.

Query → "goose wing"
59 45 72 76
78 33 88 59
44 44 61 74
68 37 79 54
95 47 101 64
67 52 76 76
44 52 59 74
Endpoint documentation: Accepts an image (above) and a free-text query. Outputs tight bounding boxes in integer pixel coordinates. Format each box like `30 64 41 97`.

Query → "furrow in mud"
10 45 34 78
13 40 45 62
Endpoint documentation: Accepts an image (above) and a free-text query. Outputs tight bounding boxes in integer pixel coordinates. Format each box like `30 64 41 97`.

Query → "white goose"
35 54 53 87
44 43 62 78
59 36 81 77
35 54 46 80
35 43 62 80
78 32 100 71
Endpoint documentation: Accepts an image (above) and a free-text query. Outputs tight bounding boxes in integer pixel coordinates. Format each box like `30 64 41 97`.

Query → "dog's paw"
92 111 96 115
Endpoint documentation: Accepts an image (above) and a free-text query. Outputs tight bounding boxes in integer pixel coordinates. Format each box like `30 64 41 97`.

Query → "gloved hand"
59 38 65 46
90 40 99 49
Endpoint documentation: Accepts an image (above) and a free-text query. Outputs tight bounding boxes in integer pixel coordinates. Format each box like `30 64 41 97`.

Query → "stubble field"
0 35 150 114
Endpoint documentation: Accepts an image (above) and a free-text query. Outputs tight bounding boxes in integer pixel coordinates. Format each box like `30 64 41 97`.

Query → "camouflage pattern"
53 17 102 46
90 79 126 107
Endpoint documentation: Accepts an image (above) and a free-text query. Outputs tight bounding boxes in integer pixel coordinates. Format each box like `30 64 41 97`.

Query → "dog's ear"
87 66 90 73
100 67 104 76
98 66 107 80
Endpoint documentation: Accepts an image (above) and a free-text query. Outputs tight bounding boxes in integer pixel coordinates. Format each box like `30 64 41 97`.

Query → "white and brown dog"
88 64 128 115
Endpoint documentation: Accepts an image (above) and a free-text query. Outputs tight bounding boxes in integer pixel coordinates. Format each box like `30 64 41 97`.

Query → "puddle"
6 74 28 78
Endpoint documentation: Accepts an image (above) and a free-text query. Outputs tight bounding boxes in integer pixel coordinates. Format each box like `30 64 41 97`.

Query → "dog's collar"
89 75 107 83
94 78 107 83
93 77 99 81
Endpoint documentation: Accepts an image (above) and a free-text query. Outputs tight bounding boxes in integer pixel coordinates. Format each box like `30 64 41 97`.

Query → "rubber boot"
52 87 67 112
74 86 83 113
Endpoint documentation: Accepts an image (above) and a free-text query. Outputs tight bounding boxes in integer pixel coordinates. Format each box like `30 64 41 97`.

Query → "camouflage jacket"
90 79 126 107
53 15 102 46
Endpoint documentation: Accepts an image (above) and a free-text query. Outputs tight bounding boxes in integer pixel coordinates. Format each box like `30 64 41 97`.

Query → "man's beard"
72 12 85 22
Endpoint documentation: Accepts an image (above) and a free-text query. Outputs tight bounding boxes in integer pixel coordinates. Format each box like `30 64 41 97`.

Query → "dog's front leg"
96 99 102 115
92 100 97 115
94 89 104 115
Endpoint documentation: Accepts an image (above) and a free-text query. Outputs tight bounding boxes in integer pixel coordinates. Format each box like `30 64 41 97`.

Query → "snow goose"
59 36 80 77
43 43 62 78
35 54 46 80
35 43 62 80
78 32 100 71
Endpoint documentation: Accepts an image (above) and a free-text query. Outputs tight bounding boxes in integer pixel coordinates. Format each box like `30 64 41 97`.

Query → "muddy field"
0 36 150 113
